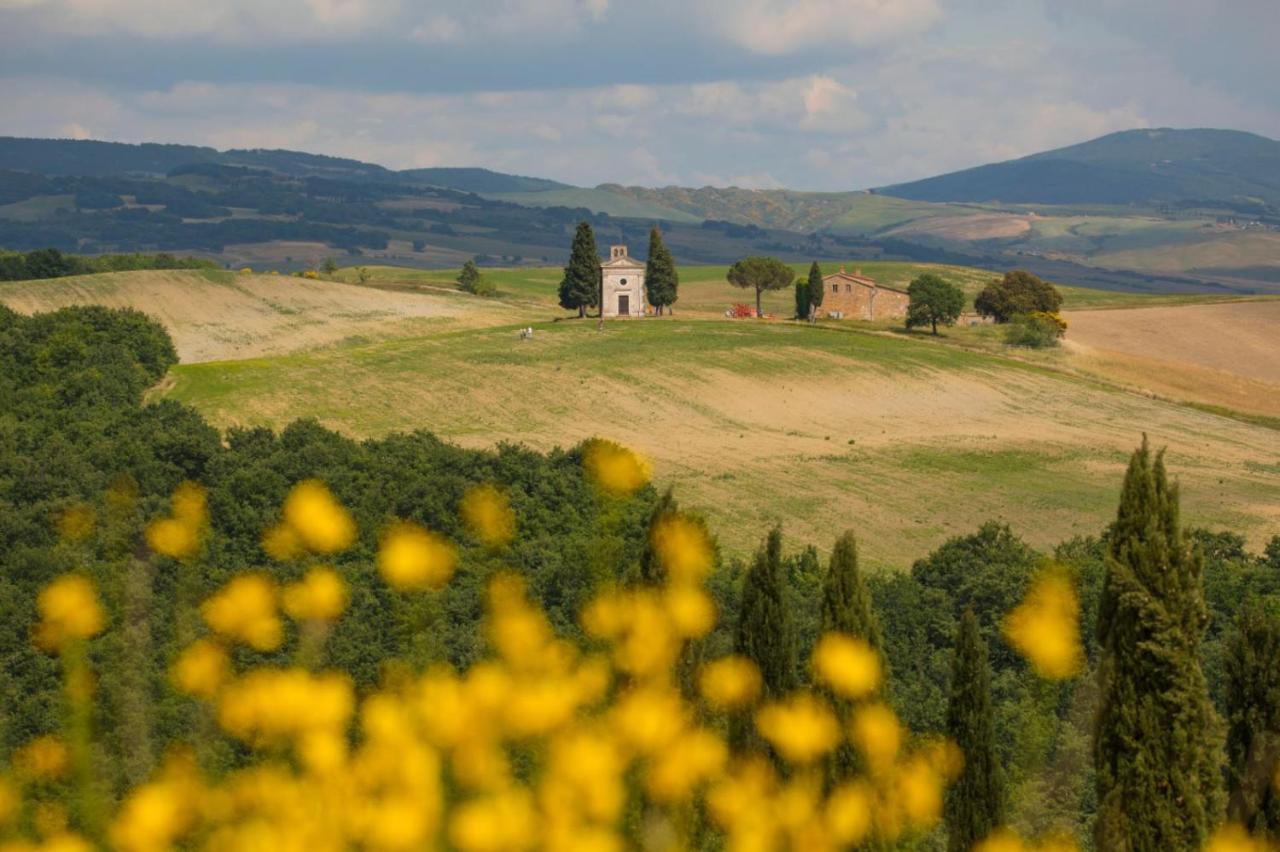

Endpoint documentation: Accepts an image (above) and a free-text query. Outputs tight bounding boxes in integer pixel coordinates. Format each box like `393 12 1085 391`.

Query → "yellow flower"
825 782 873 846
812 632 880 699
55 504 95 543
282 479 356 554
378 522 457 591
650 514 712 583
110 779 196 852
145 482 208 560
0 777 13 826
217 668 353 746
582 439 650 496
261 522 305 561
34 834 94 852
664 583 716 639
34 574 104 652
13 735 69 781
645 727 727 802
1004 569 1083 680
460 485 515 547
755 695 839 765
201 575 281 651
1206 824 1269 852
699 656 761 710
448 789 538 852
170 639 229 700
896 753 946 829
282 566 349 622
851 703 901 775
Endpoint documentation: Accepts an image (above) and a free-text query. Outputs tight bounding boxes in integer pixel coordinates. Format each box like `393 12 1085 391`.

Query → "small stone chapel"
600 245 646 318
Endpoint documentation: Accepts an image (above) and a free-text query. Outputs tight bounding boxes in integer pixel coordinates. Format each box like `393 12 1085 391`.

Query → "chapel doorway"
618 294 629 316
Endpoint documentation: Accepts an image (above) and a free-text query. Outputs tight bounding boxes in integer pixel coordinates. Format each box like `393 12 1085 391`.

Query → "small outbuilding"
600 245 646 317
817 267 909 321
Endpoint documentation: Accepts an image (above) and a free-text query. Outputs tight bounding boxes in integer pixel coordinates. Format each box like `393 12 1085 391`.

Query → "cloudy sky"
0 0 1276 190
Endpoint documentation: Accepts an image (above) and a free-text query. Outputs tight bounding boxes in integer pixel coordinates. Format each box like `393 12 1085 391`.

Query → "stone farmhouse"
600 245 646 317
817 267 909 321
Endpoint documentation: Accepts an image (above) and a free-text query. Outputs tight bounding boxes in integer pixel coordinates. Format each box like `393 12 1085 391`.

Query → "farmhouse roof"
823 267 908 295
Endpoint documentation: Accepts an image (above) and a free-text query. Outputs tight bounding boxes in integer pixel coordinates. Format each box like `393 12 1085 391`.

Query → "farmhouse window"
846 284 852 293
831 284 838 293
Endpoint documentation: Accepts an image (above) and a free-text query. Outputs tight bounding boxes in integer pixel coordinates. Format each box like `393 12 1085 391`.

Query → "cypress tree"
736 526 796 700
820 531 885 782
945 608 1003 852
794 280 810 320
806 261 824 320
644 227 678 315
1224 601 1280 838
1094 439 1224 849
637 487 679 586
559 221 599 318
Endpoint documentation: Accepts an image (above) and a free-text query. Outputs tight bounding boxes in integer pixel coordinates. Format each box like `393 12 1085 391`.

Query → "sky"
0 0 1277 190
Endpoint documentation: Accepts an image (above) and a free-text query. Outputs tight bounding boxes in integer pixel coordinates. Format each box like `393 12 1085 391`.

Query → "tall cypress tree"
736 526 796 700
559 221 599 318
1224 601 1280 838
794 280 810 320
806 261 824 320
820 531 884 782
644 227 678 315
1094 439 1224 849
945 608 1003 852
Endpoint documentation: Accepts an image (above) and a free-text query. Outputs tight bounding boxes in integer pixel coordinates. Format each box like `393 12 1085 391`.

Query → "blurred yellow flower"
262 522 305 561
825 781 873 846
812 632 880 699
1004 569 1083 680
645 727 727 802
146 482 208 560
1206 824 1270 852
13 735 69 781
699 656 761 710
378 522 457 591
110 776 198 852
851 703 901 775
34 834 94 852
650 514 712 583
282 566 349 622
217 668 353 746
282 479 356 554
55 504 95 543
201 575 281 652
664 583 716 639
448 788 538 852
755 695 839 765
896 753 946 829
34 574 104 652
582 439 650 497
170 638 229 700
460 485 515 547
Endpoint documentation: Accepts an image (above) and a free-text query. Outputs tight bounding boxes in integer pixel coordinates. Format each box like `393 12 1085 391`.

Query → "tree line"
0 248 218 281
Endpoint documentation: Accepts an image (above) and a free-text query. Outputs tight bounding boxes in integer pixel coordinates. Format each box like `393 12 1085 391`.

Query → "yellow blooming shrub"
282 566 349 622
582 439 650 496
755 695 840 765
378 521 457 590
698 655 762 710
282 479 356 554
200 574 282 652
812 632 881 699
145 481 208 560
170 639 230 700
1004 567 1084 680
33 574 104 652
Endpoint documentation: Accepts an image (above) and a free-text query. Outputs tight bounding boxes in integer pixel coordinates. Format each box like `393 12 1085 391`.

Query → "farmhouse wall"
817 269 909 321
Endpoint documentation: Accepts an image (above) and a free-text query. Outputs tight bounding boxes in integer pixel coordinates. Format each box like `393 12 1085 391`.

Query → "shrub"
975 271 1062 323
1003 312 1063 348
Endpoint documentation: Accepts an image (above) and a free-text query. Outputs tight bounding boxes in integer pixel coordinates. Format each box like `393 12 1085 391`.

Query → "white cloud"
697 0 943 54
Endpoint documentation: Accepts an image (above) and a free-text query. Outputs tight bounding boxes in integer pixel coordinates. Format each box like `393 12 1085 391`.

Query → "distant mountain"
398 167 571 194
876 128 1280 206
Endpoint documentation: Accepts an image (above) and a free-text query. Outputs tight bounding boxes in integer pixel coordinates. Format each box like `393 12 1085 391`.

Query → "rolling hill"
877 128 1280 207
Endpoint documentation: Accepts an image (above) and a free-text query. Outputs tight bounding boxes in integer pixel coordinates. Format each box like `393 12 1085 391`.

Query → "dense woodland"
1 305 1279 847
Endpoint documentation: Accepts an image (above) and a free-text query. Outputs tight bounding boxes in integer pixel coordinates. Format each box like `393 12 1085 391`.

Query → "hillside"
877 128 1280 208
7 262 1272 563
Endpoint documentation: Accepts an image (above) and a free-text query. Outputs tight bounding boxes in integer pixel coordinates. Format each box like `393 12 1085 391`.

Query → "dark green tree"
945 609 1003 852
559 221 600 318
806 261 824 320
820 531 884 782
974 270 1062 323
320 256 338 276
727 256 794 319
794 279 810 320
906 273 966 335
1261 536 1280 571
736 526 796 700
1224 601 1280 838
1094 439 1224 849
644 227 679 315
457 259 482 293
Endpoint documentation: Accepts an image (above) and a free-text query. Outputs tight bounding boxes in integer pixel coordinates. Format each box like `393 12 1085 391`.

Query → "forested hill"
876 128 1280 206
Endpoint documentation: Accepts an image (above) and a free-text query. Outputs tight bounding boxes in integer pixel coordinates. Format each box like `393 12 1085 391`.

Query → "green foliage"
0 248 217 282
1003 313 1064 349
320 257 339 276
726 256 794 319
1224 601 1280 837
1094 439 1224 849
945 609 1004 851
975 270 1063 323
456 259 496 296
806 261 824 315
793 280 810 321
644 227 679 314
906 272 965 334
559 221 600 318
1266 537 1280 571
736 526 796 701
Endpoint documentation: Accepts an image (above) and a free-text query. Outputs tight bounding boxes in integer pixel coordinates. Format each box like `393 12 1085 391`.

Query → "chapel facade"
600 245 646 318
